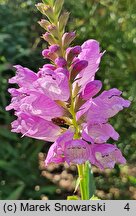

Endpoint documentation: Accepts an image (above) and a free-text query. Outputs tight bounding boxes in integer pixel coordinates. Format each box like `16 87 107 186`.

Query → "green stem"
47 2 90 200
77 164 87 200
69 82 88 200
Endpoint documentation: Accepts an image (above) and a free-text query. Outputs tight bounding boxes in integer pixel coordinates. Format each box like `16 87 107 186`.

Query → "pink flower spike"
81 80 102 100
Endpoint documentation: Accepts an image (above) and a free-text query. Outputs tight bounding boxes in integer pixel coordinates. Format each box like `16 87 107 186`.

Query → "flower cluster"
6 0 130 170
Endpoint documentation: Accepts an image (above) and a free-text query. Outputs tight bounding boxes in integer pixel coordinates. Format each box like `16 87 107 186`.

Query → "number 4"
124 203 130 211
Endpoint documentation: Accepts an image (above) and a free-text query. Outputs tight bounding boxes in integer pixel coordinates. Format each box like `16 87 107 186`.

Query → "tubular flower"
6 0 131 172
45 130 126 170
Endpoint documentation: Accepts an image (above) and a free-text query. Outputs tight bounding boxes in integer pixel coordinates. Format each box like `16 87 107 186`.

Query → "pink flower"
89 143 126 170
6 64 69 140
9 65 37 87
85 88 130 124
45 130 126 169
77 88 130 123
76 40 104 88
6 36 130 171
37 67 70 101
11 113 62 142
83 123 119 144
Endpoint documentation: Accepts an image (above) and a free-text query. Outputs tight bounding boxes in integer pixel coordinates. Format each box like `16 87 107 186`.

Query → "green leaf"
67 196 79 200
74 177 80 193
84 161 96 199
6 183 25 200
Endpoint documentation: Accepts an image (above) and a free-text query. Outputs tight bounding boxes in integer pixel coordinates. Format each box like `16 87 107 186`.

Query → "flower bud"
42 49 50 57
42 49 57 61
59 12 70 33
49 45 60 53
54 0 64 17
36 3 54 22
38 19 50 30
42 0 54 7
36 3 45 14
62 32 76 48
81 80 102 100
66 46 82 63
47 24 58 39
55 57 67 67
42 32 56 45
70 60 88 82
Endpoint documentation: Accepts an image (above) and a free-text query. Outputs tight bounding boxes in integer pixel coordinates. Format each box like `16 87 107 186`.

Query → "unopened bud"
36 3 45 14
47 24 58 39
38 19 51 30
36 3 54 22
42 49 50 57
49 45 60 53
42 32 56 45
62 32 76 48
55 57 67 67
66 46 82 63
42 0 52 5
42 49 57 61
70 60 88 82
81 80 102 100
59 12 70 33
54 0 64 17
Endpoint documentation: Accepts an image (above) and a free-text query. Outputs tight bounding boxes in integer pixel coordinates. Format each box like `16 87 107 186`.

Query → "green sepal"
42 0 54 7
74 177 80 193
59 11 70 33
54 0 64 18
67 196 79 200
84 161 96 199
36 3 55 23
42 0 50 5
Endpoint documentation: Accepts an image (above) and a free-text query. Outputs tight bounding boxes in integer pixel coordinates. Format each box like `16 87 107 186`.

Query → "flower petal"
65 139 90 164
11 113 62 142
9 65 37 87
45 130 74 166
81 80 102 100
89 143 126 170
86 88 131 123
77 39 104 88
86 123 119 143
